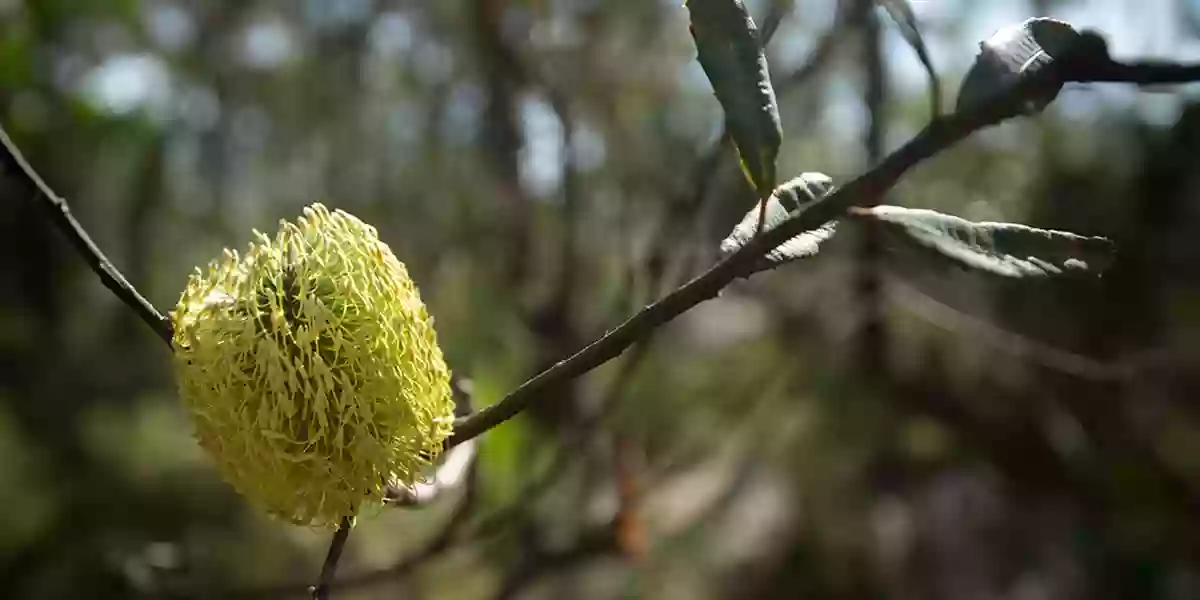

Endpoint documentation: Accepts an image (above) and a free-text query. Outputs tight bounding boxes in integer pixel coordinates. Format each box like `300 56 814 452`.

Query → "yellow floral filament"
171 203 454 528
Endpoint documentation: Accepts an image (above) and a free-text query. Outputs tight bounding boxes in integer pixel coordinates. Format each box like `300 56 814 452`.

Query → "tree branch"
314 455 482 595
0 124 172 345
1081 59 1200 84
446 52 1200 448
309 517 353 600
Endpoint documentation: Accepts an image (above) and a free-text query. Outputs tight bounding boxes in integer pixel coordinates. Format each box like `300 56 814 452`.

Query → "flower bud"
171 203 454 528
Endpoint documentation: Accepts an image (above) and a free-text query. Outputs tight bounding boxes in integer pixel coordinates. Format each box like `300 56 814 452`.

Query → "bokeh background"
4 0 1200 598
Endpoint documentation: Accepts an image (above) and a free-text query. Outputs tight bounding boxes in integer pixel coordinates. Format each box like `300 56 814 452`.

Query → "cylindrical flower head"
171 203 455 528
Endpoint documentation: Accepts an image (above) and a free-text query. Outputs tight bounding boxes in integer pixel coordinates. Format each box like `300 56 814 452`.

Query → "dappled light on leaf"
956 18 1084 118
721 173 838 268
850 205 1116 278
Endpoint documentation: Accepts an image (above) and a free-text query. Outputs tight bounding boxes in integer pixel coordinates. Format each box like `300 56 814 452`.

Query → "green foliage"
9 2 1200 599
0 25 32 88
850 205 1116 277
468 369 556 510
694 13 1119 282
685 0 782 201
0 403 57 559
475 413 532 508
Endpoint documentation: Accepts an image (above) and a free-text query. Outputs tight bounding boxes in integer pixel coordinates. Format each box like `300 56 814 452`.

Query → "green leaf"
877 0 942 117
721 173 838 268
850 205 1116 278
686 0 783 201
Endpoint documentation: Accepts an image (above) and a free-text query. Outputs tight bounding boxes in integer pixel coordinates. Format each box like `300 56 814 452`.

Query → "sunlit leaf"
721 173 837 268
850 205 1116 278
956 17 1083 118
686 0 783 202
876 0 942 117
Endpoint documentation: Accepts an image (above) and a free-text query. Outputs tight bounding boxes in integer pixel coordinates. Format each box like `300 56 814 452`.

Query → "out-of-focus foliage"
3 1 1200 599
877 0 943 116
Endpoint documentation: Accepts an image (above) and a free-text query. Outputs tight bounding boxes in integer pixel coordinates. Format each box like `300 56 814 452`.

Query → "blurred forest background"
4 0 1200 598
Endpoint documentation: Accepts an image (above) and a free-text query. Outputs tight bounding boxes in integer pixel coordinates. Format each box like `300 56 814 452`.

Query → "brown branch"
317 375 478 595
307 456 482 596
313 421 591 596
446 51 1200 448
1080 58 1200 84
0 124 172 345
308 517 353 600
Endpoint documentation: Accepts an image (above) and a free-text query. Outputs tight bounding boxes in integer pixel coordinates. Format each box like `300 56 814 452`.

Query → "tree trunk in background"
854 0 888 375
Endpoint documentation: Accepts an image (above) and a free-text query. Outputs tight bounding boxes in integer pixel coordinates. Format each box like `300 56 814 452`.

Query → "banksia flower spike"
170 203 455 529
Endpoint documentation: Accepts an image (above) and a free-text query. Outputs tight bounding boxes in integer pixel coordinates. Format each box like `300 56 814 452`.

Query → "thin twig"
883 273 1152 382
759 0 793 45
446 53 1200 448
314 419 587 596
310 457 482 595
0 124 172 345
774 1 844 92
309 517 353 600
876 0 942 119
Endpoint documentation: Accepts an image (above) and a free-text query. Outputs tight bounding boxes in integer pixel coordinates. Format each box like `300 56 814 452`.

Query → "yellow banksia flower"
170 203 455 528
